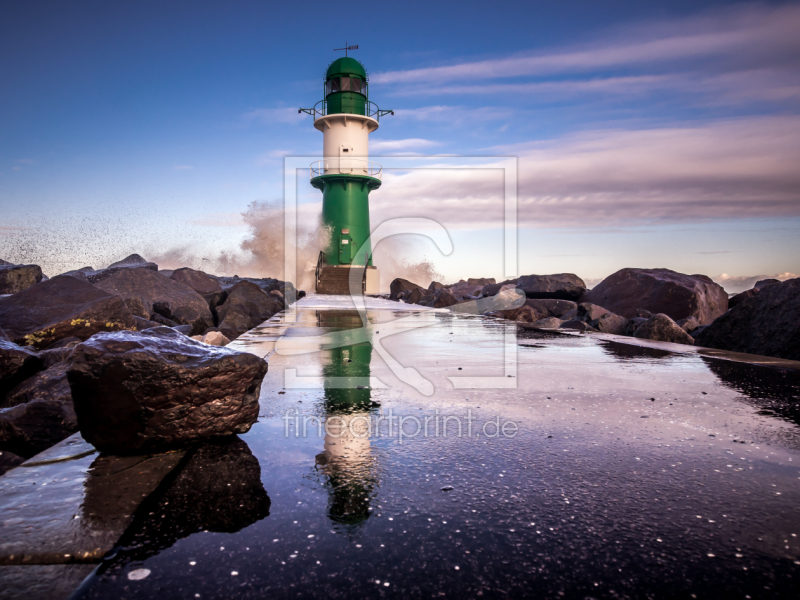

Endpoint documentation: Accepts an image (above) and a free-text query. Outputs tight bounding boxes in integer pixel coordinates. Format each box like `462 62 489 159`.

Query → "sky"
1 0 799 292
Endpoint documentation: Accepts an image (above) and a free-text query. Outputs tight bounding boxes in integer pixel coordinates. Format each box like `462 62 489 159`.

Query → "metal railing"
315 251 325 291
310 159 382 180
299 100 393 122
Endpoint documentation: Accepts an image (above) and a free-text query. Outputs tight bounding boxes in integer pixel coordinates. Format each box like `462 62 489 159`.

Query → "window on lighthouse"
326 77 366 97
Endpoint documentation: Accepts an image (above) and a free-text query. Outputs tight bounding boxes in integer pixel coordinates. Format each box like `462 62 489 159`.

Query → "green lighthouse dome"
326 57 367 80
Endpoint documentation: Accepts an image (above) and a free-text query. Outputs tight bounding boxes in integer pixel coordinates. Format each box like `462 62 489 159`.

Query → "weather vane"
333 42 359 57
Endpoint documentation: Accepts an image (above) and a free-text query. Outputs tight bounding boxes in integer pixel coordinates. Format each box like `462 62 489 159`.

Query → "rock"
172 324 193 336
0 259 16 266
467 278 495 287
107 253 152 269
71 254 159 284
591 312 630 335
481 281 518 297
578 303 610 321
729 288 758 309
428 281 445 291
525 299 578 318
637 308 653 318
0 364 78 458
448 280 484 299
150 313 179 327
625 317 649 335
694 278 800 360
1 329 43 399
0 264 43 294
532 317 563 329
561 308 578 321
390 278 424 300
268 290 285 307
754 278 780 290
581 268 728 325
200 331 230 347
431 287 458 309
561 319 597 332
216 281 282 341
517 273 587 301
96 268 214 336
513 305 539 323
405 287 426 305
634 314 695 345
0 450 24 476
133 315 162 330
67 327 268 455
0 275 136 349
37 346 75 369
676 316 702 334
170 268 222 296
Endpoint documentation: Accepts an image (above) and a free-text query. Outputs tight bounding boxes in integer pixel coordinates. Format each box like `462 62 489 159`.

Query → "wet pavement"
4 296 800 599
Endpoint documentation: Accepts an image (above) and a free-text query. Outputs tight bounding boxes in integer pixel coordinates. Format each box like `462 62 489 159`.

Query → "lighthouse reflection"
314 310 380 530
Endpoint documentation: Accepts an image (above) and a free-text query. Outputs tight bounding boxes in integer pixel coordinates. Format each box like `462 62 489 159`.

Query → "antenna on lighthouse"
333 42 359 57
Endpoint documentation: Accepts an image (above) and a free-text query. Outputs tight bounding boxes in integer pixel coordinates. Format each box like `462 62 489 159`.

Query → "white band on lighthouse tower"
314 114 379 175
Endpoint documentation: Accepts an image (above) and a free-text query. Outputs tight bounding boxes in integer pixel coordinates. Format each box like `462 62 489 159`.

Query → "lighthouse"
300 46 392 295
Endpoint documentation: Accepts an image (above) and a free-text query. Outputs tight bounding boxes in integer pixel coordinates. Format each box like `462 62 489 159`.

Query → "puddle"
67 298 800 599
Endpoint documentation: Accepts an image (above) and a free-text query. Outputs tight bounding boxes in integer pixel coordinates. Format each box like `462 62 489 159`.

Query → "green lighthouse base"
316 264 379 296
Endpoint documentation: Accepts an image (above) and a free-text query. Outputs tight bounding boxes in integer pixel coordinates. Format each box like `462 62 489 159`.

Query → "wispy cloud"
370 138 442 153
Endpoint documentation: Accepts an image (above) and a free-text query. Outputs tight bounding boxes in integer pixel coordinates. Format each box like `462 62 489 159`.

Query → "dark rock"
152 301 172 319
592 312 630 335
561 319 597 332
754 278 780 290
172 324 193 336
37 346 75 369
390 278 423 300
150 313 179 327
133 315 162 331
0 364 78 458
0 259 16 266
637 308 653 318
526 299 578 318
729 288 758 309
268 290 285 308
107 253 152 269
0 275 136 349
428 281 446 291
0 328 43 399
691 325 709 338
578 303 610 321
532 317 563 329
517 273 587 301
76 254 159 284
432 287 458 309
481 280 518 297
49 336 83 349
581 268 728 325
513 305 539 323
170 268 222 296
96 268 214 336
297 290 306 300
405 287 426 305
216 281 282 341
0 264 43 294
4 362 72 409
634 314 695 345
67 327 268 455
0 450 24 476
58 266 92 281
626 317 649 336
561 308 578 321
694 278 800 360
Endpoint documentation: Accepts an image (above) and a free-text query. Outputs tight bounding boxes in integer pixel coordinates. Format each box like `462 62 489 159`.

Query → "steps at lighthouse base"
316 266 364 296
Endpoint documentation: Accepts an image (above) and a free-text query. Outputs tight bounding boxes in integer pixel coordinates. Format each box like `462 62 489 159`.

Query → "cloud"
173 165 193 171
364 116 800 229
370 138 441 153
713 272 799 293
373 4 800 85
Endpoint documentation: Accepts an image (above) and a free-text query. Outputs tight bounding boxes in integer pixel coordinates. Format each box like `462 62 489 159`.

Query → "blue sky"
1 0 799 291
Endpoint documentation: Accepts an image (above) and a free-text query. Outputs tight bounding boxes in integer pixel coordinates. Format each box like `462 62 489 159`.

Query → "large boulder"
0 363 78 458
729 288 758 309
754 278 780 290
390 278 423 301
170 267 222 296
581 268 728 325
216 281 282 341
96 268 214 336
591 312 630 335
0 328 43 400
0 275 136 349
634 313 695 345
527 299 578 318
431 287 458 309
62 254 159 284
517 273 587 301
481 280 518 297
694 278 800 360
0 264 43 294
67 327 268 455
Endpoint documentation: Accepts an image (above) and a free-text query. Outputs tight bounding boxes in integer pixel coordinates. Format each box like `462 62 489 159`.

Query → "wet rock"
0 264 43 294
194 331 231 346
694 278 800 360
625 316 649 335
216 281 282 341
172 324 193 336
561 319 597 332
578 302 609 321
389 278 423 300
0 275 136 350
677 316 702 334
0 449 24 476
67 254 160 284
432 287 458 309
517 273 587 301
0 328 43 399
67 327 268 454
581 268 728 325
132 315 162 330
634 313 695 345
37 346 75 369
0 364 78 458
592 312 630 335
532 317 563 329
96 268 214 336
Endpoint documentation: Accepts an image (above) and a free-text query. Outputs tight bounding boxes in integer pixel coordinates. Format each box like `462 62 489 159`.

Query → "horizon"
2 0 799 293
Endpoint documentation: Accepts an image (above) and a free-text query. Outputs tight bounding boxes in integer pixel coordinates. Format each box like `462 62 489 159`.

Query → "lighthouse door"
339 233 353 264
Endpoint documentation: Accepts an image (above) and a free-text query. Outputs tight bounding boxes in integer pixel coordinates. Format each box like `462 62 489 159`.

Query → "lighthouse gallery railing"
299 100 393 122
310 160 382 180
